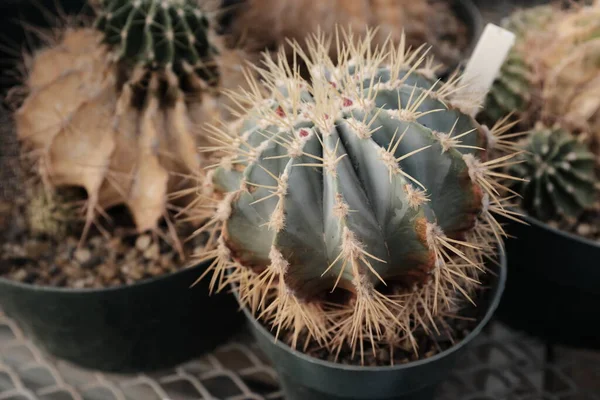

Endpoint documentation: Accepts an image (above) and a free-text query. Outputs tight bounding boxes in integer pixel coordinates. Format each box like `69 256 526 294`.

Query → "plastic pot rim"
238 247 507 373
456 0 484 56
0 259 208 294
516 212 600 250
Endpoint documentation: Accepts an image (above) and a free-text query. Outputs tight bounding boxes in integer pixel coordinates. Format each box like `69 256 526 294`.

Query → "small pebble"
160 253 174 268
125 249 137 261
98 264 118 281
148 265 164 277
577 224 593 237
135 235 152 251
89 236 103 248
72 280 86 289
11 269 28 282
143 244 160 260
25 241 51 258
74 248 92 264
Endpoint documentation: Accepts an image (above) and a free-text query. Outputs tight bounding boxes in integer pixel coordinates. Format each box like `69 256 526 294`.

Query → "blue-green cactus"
196 31 523 363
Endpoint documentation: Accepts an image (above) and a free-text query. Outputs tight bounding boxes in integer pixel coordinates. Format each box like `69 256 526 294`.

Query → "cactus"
482 5 554 124
196 30 522 364
12 1 249 243
509 126 596 222
483 53 532 124
95 0 220 95
483 2 600 142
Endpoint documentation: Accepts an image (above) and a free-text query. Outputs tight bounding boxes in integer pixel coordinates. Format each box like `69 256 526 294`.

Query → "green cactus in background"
195 30 523 364
481 5 554 124
483 53 532 124
509 126 596 222
482 2 600 140
95 0 220 93
501 4 555 37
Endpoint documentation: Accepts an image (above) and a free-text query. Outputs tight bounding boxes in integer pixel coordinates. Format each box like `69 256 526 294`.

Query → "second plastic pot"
497 214 600 349
0 260 244 373
241 250 506 400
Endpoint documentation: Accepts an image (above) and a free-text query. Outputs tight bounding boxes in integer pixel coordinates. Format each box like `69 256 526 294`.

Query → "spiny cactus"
195 30 523 364
509 126 596 222
13 0 249 244
95 0 220 97
484 53 532 124
483 2 600 142
482 5 554 124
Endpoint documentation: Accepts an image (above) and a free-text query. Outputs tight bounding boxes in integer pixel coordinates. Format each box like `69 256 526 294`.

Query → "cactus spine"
196 31 523 364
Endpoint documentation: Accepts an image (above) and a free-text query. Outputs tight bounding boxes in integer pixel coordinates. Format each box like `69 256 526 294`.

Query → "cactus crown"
95 0 220 94
197 30 522 364
509 126 596 222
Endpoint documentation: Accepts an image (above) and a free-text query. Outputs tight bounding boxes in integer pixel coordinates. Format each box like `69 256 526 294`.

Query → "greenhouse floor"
1 309 599 400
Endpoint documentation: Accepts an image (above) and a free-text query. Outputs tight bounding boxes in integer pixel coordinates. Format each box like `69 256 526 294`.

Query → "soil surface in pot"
544 202 600 243
260 270 495 367
0 192 208 289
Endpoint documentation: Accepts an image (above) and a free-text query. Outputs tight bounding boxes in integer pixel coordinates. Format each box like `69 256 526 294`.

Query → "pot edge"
239 247 507 372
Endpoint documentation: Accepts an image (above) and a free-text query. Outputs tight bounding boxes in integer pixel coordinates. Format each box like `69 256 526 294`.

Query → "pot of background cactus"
217 0 483 78
0 0 253 372
194 28 522 399
481 2 600 348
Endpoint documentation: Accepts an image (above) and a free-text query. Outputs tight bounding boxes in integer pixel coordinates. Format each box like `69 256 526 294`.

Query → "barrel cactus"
483 2 600 142
482 5 554 124
509 126 597 222
196 31 522 363
12 0 248 241
95 0 220 95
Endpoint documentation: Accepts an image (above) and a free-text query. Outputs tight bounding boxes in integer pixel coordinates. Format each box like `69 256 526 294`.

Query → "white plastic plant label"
453 23 516 117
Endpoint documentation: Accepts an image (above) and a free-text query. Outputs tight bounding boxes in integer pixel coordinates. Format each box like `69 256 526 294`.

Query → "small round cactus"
509 126 596 222
196 30 522 364
95 0 220 91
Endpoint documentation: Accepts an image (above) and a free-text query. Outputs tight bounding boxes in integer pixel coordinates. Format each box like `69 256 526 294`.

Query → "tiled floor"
1 309 599 400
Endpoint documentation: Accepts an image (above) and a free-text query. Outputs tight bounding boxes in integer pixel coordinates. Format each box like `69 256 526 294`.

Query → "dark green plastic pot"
453 0 485 59
0 261 244 372
497 214 600 349
241 250 506 400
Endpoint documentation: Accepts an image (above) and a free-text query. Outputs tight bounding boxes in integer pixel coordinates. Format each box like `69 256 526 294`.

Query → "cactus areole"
197 31 522 364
